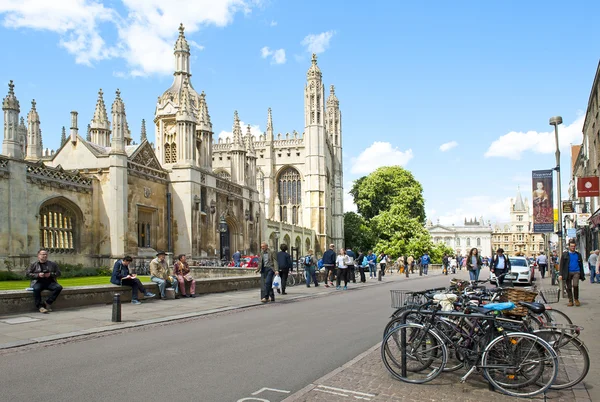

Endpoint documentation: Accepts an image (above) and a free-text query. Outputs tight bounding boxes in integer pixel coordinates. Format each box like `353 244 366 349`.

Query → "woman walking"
336 248 349 290
466 247 483 281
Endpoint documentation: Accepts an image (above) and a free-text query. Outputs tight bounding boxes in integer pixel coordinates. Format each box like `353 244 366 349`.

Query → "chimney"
70 111 78 144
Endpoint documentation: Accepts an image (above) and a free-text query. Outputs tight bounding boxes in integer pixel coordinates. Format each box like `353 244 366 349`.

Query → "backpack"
304 255 312 266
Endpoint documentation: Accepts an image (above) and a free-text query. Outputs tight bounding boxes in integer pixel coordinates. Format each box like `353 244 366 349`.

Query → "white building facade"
427 217 493 258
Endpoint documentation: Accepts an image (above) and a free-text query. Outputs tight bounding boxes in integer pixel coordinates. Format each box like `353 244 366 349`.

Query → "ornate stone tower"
230 111 247 185
111 90 127 154
2 80 23 159
303 54 328 249
245 124 257 188
90 89 111 146
25 99 42 160
326 85 344 246
155 24 213 168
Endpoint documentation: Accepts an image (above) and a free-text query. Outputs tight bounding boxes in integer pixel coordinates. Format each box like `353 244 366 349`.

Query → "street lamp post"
550 116 563 285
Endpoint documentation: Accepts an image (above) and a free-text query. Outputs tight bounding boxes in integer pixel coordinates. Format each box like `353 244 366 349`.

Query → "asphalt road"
0 273 455 402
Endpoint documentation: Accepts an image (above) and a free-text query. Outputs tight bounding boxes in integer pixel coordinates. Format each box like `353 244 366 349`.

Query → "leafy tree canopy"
349 166 425 222
343 212 375 253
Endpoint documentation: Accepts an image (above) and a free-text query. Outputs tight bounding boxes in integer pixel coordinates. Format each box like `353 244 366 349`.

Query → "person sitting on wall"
111 256 156 305
150 251 179 300
173 254 196 298
26 249 63 313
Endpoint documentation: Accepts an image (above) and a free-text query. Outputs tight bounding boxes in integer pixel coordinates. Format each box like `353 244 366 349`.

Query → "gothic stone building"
0 25 343 268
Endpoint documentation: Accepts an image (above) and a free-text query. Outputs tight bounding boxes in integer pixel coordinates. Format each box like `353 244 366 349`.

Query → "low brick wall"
0 275 263 315
189 267 256 278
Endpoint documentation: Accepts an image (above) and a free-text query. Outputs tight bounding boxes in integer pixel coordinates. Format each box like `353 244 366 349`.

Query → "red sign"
577 177 600 197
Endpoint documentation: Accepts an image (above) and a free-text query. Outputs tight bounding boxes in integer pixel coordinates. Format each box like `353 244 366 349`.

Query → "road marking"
252 387 291 395
317 385 375 397
314 388 349 397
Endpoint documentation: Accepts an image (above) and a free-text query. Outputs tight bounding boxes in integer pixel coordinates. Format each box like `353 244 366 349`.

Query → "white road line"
317 385 375 397
314 388 348 397
252 387 291 395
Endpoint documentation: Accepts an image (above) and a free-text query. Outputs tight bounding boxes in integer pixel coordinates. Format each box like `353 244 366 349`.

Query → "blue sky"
0 0 598 225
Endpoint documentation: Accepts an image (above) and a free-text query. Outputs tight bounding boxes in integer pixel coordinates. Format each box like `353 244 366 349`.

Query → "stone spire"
197 91 212 131
176 80 195 122
60 126 67 145
326 84 339 108
514 186 526 212
86 124 91 141
17 116 27 155
232 111 243 146
306 53 322 80
26 99 42 159
174 23 191 77
2 80 22 158
305 53 325 127
245 124 255 154
90 89 111 146
140 119 147 142
266 107 273 139
110 89 126 153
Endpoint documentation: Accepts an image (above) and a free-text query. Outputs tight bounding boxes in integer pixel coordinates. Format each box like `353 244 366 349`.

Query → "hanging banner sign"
566 228 577 238
577 213 591 226
562 201 574 214
532 170 554 233
577 177 600 197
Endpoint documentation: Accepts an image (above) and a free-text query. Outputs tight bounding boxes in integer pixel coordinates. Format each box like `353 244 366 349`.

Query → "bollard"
378 270 382 281
112 293 121 322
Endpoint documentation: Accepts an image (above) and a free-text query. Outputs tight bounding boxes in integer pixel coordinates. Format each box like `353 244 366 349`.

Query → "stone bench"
0 275 264 315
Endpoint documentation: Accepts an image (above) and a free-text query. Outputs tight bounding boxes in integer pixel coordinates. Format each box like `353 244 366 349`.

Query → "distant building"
491 188 547 257
426 217 493 257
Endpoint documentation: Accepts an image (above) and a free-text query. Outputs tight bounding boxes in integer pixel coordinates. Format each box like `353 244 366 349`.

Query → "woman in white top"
379 253 387 277
336 248 349 290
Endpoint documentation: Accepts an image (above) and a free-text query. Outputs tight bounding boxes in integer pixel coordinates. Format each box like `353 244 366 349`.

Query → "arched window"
39 199 80 253
278 167 301 223
164 142 176 163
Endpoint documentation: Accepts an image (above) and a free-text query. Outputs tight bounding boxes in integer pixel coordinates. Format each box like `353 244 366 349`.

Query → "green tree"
349 166 425 222
370 205 432 258
429 242 455 264
343 212 375 252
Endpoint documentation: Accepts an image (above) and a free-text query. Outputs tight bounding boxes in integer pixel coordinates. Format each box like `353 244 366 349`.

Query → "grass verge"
0 276 152 291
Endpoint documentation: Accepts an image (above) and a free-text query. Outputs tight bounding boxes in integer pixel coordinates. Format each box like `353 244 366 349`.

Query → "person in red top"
173 254 196 298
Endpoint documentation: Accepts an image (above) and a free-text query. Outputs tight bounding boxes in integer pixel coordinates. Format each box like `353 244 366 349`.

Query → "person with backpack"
346 248 357 283
303 250 319 287
321 243 337 287
356 250 366 283
421 252 431 275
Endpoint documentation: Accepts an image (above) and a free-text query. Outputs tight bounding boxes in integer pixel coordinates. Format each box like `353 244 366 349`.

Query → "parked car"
490 256 535 285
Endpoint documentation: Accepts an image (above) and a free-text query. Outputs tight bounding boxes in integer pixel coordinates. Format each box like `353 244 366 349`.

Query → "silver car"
490 256 534 285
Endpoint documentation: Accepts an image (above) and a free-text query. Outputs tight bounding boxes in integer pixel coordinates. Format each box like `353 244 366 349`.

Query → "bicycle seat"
481 302 516 312
518 301 545 314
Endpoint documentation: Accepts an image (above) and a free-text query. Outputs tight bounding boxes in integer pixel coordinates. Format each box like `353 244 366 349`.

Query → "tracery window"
39 202 78 253
164 142 177 163
278 167 301 223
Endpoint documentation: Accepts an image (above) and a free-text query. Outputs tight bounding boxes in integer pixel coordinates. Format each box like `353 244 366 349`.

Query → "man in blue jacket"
321 244 337 287
111 256 155 304
421 252 431 275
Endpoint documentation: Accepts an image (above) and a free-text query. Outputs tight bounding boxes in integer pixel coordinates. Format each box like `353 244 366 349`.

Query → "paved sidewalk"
0 273 404 350
285 273 599 402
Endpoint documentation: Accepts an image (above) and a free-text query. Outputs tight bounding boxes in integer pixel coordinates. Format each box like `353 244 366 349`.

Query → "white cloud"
484 114 584 160
0 0 258 76
218 121 262 141
260 46 286 64
301 30 335 54
269 20 277 27
350 142 413 175
433 196 512 227
439 141 458 152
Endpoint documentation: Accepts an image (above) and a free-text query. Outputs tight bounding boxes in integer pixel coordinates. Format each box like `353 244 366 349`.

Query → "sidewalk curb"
0 275 406 351
282 342 382 402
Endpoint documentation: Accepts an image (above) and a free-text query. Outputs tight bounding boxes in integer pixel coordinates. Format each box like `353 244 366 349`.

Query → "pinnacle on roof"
327 84 339 106
232 110 243 145
111 89 125 115
86 124 91 141
91 89 110 130
174 22 190 53
197 91 212 129
60 126 67 145
307 53 322 79
245 124 255 153
266 107 273 132
514 187 526 211
140 119 147 141
27 99 39 121
3 80 20 111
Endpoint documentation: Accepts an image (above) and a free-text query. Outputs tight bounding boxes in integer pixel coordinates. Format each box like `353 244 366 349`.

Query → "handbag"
184 273 194 282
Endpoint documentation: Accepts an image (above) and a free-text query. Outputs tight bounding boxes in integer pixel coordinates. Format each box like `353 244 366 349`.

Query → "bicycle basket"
390 290 426 309
538 287 560 304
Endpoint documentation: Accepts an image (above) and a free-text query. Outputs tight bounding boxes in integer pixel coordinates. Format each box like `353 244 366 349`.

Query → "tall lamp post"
550 116 563 282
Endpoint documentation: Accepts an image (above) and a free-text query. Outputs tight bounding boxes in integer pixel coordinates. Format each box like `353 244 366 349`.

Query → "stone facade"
0 24 340 267
427 217 493 258
491 188 547 257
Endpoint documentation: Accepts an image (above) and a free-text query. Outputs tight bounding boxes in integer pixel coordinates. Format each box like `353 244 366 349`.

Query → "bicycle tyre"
286 274 296 287
481 332 558 398
381 323 447 384
544 308 573 326
534 329 590 390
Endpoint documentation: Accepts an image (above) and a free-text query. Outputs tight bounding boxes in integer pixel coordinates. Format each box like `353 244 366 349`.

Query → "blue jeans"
305 266 318 286
469 268 480 281
368 262 376 277
422 264 429 275
151 276 179 298
261 269 275 300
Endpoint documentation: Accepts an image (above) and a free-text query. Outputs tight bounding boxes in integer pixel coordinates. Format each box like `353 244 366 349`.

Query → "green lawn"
0 276 151 291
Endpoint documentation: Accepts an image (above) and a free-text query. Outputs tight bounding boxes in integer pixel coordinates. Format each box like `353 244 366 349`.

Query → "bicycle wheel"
534 329 590 389
286 274 296 287
381 323 447 384
481 332 558 398
544 308 573 326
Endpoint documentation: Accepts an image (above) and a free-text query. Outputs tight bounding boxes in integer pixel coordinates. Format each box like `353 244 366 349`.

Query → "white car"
490 257 535 285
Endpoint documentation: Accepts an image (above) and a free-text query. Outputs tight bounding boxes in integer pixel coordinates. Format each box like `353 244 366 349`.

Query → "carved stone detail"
26 162 92 193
